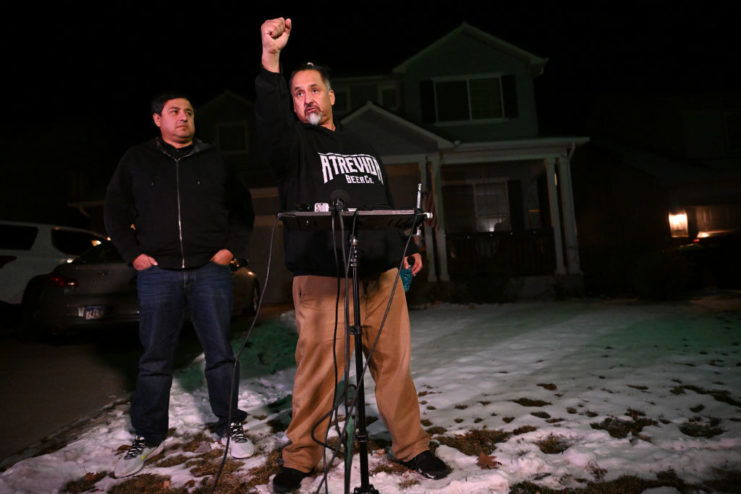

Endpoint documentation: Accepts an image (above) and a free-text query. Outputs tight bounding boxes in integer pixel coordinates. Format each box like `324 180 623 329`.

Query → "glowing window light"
668 211 688 238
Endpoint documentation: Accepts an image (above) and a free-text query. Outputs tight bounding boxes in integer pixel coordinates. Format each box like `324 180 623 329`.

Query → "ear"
153 113 161 128
329 89 335 107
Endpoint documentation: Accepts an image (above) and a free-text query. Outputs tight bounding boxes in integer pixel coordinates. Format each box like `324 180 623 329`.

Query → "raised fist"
261 17 292 55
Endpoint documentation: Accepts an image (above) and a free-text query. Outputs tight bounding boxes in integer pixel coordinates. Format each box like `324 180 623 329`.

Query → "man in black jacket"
257 17 449 493
104 92 255 478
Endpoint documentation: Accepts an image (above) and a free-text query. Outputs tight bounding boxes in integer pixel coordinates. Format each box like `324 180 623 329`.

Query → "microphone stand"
333 197 377 494
277 199 431 494
346 230 378 494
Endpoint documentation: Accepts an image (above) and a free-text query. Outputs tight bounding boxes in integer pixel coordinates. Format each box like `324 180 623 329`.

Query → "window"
51 229 103 255
217 123 248 153
442 181 510 233
77 241 123 264
0 224 38 250
420 74 517 123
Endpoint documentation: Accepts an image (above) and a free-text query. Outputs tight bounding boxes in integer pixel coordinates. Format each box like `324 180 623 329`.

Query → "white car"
0 221 107 304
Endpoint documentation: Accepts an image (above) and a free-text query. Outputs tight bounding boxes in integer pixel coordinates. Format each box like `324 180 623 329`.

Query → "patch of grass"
509 467 741 494
62 471 107 493
534 434 571 454
265 395 292 414
438 429 511 455
627 384 648 391
512 398 551 407
267 414 290 433
590 415 657 439
177 433 213 453
679 417 724 438
398 477 421 489
512 425 537 435
188 457 244 477
705 468 741 493
370 459 407 476
670 384 741 406
109 474 188 494
425 426 447 435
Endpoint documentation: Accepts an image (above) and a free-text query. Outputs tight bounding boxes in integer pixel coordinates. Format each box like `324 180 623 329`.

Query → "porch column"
419 160 438 282
545 157 566 275
430 155 449 281
556 157 582 274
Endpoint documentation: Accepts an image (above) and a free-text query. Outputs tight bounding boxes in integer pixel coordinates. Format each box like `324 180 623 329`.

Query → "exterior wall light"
668 211 689 238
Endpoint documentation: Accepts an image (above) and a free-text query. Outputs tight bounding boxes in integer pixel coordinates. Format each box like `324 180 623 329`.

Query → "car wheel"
20 276 48 340
245 282 260 316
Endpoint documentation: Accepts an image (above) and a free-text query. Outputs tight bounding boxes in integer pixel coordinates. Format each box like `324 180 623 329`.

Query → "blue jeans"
131 262 246 444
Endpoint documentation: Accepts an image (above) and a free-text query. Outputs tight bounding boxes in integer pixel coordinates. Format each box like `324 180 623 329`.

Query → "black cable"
312 207 352 494
210 214 280 493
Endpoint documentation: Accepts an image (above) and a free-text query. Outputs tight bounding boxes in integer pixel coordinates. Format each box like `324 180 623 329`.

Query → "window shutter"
502 75 518 118
419 80 436 123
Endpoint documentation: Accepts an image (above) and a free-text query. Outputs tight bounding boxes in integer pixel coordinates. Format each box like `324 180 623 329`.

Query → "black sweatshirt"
254 67 417 277
104 138 253 270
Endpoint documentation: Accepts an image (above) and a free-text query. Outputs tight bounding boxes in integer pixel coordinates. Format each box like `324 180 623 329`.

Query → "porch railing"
445 230 556 278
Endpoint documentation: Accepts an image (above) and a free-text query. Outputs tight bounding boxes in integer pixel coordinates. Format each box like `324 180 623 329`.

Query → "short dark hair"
151 91 193 115
289 62 332 90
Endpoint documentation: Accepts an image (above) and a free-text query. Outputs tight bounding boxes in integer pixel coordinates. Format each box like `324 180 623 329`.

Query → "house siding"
397 33 539 141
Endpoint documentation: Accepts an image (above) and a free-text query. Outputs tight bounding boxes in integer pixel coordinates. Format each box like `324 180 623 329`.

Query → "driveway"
0 304 290 469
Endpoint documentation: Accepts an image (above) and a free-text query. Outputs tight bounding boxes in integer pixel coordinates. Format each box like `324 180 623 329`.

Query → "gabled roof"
393 22 548 76
197 90 254 114
341 101 453 158
340 101 591 163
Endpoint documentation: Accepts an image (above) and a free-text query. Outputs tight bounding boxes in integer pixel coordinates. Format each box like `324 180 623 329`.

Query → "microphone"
330 189 351 212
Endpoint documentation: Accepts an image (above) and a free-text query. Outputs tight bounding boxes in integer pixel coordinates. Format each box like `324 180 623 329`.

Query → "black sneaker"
401 450 449 479
273 466 310 493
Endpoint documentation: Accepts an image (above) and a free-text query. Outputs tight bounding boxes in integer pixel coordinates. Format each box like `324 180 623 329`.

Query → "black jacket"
104 137 253 270
255 67 417 277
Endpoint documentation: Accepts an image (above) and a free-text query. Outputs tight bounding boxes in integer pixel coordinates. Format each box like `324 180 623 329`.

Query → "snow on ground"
1 292 740 493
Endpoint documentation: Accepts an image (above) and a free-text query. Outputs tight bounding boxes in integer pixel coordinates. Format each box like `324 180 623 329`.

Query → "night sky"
1 1 739 222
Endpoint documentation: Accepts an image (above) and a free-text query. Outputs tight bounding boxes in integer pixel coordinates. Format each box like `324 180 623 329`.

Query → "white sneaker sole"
113 441 165 478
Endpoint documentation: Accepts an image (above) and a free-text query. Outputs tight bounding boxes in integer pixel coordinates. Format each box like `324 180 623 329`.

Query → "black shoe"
273 467 310 493
401 450 449 479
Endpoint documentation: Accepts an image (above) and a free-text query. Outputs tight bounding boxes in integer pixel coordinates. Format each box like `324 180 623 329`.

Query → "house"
332 23 589 302
573 90 741 296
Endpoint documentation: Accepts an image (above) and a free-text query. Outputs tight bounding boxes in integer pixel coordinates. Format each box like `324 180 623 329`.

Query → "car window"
76 242 124 264
0 224 38 250
51 229 104 255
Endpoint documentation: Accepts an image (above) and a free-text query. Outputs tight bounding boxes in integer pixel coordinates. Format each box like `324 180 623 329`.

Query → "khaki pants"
283 268 429 472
